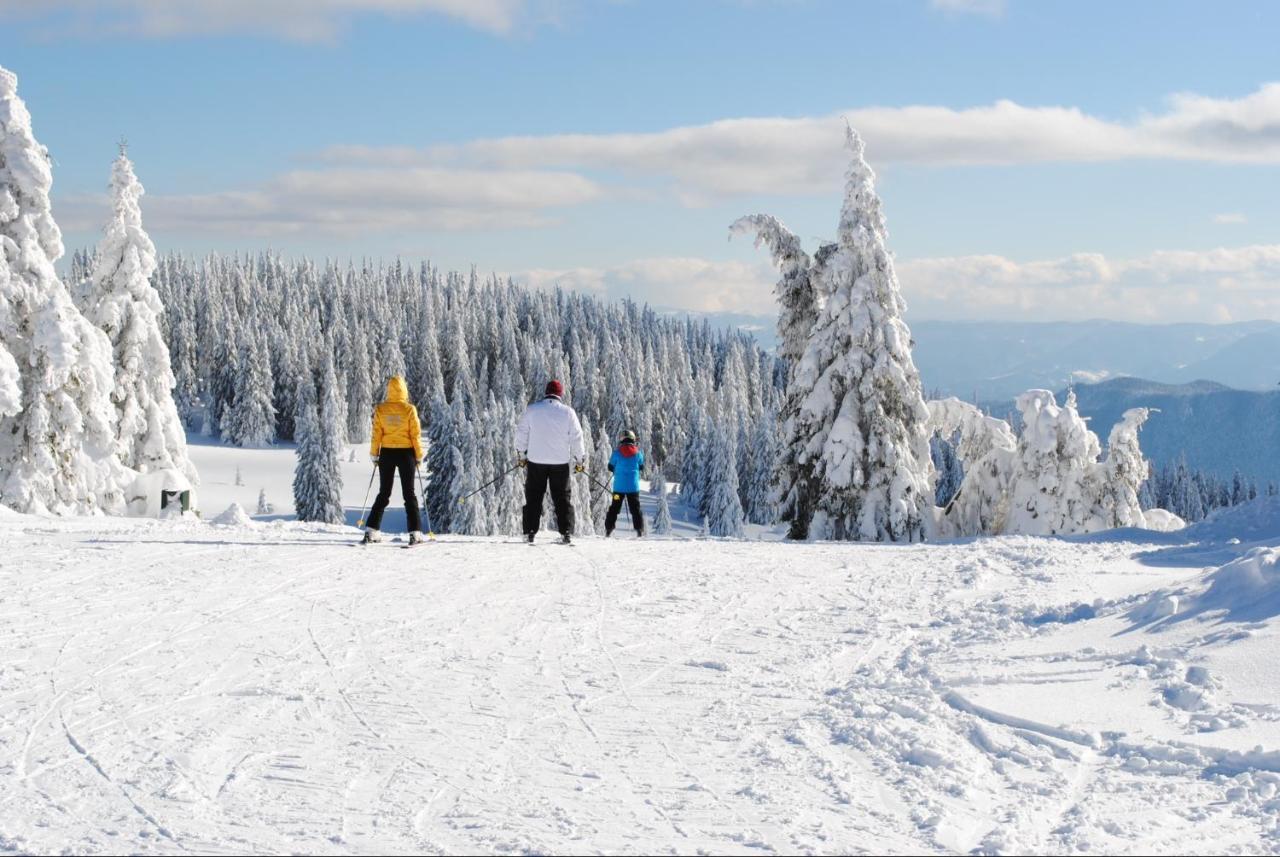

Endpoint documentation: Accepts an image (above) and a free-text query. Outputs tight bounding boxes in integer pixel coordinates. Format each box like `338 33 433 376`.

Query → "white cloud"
896 244 1280 322
315 83 1280 203
54 83 1280 242
509 258 780 315
0 0 527 40
1214 212 1248 224
57 166 601 236
504 245 1280 323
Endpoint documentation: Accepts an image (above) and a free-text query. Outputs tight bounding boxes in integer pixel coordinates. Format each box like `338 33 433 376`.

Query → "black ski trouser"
523 462 574 536
367 447 422 533
605 492 644 534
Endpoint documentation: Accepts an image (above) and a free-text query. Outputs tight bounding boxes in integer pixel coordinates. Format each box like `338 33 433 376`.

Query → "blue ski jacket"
608 443 645 494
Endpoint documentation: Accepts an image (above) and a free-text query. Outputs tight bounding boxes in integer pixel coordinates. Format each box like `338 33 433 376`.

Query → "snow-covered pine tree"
449 442 487 535
207 326 238 437
734 126 931 541
344 324 373 443
679 406 708 516
81 145 197 484
0 67 131 514
704 423 744 538
424 392 456 533
293 358 341 523
225 324 275 447
927 398 1016 537
590 426 612 532
256 488 273 515
572 420 597 536
744 408 780 524
1006 390 1105 535
1097 407 1150 528
651 467 673 535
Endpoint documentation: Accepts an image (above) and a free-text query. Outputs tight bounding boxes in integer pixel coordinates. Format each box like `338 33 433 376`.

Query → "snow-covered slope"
6 442 1280 853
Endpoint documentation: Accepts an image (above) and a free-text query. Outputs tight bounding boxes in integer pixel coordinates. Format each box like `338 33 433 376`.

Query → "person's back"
605 430 646 538
516 380 585 543
372 377 421 456
362 376 424 544
517 394 584 466
609 441 645 494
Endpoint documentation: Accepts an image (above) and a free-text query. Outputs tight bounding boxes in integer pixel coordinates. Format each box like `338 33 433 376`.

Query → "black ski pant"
523 462 574 536
367 447 421 533
605 492 644 535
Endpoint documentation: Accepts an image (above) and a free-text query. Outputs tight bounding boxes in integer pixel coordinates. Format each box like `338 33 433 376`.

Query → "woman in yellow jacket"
361 376 424 545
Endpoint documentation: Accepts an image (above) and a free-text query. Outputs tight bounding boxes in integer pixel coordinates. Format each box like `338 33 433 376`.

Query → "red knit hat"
545 380 564 398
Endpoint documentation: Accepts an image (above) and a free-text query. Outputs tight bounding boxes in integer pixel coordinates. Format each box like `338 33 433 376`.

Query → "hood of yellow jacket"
385 375 409 403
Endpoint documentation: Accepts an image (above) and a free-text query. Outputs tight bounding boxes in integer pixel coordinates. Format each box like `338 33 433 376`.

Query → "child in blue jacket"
606 430 646 537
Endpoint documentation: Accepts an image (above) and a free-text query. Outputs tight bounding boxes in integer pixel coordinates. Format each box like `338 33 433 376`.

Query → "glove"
371 454 380 464
517 456 528 469
573 459 587 474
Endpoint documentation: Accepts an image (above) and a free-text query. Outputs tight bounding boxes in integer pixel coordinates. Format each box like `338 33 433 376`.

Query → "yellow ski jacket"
370 376 423 461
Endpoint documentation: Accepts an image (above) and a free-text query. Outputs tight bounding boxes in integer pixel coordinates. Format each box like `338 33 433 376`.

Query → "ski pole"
457 464 521 505
356 463 377 528
416 461 436 539
577 466 613 497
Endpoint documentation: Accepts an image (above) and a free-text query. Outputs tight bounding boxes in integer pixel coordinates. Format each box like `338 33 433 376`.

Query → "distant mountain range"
687 315 1280 401
910 320 1280 400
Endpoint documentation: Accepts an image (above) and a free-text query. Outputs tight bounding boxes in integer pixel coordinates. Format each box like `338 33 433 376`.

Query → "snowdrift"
1184 494 1280 545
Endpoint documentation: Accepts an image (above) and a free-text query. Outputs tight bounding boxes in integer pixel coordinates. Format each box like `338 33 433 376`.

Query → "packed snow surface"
5 443 1280 854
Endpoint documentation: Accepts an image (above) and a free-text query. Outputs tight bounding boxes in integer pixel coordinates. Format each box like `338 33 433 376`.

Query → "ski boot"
408 531 424 547
360 528 383 545
560 533 572 545
526 533 535 544
604 527 614 538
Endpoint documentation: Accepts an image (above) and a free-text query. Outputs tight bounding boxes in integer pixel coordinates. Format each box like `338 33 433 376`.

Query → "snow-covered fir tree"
650 467 673 535
1141 457 1258 522
572 420 597 536
933 391 1154 537
735 126 931 541
0 67 131 514
743 409 780 524
590 426 613 532
293 355 345 524
225 325 275 447
927 398 1017 537
81 145 197 483
1006 390 1106 535
424 392 457 533
1097 407 1151 529
449 442 487 535
256 488 273 515
704 423 744 538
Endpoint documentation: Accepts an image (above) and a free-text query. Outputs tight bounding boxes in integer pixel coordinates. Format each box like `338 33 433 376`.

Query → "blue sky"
2 0 1279 322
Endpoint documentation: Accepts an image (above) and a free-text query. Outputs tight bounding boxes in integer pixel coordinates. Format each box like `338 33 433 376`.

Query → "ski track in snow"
3 514 1280 854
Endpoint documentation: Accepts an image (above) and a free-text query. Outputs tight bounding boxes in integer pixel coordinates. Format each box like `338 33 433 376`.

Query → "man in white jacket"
515 380 587 544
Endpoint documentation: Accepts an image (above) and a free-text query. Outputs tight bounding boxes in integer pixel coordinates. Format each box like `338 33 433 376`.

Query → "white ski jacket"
516 396 587 466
